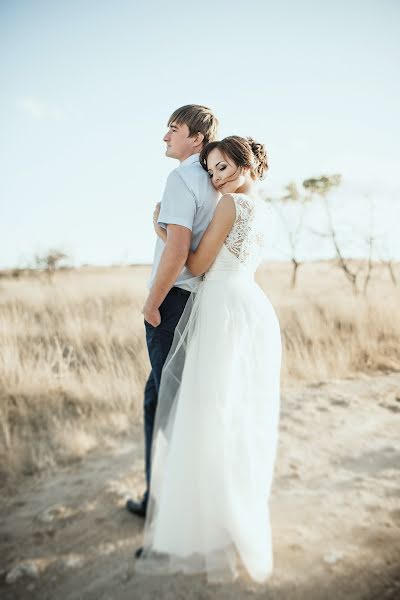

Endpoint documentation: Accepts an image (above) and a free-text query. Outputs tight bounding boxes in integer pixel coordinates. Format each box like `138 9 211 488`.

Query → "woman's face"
206 148 247 193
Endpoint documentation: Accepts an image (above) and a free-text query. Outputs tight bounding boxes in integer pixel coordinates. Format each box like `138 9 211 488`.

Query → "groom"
126 104 219 518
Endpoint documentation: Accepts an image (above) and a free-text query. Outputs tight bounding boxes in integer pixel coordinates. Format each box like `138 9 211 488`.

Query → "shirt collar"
180 153 200 167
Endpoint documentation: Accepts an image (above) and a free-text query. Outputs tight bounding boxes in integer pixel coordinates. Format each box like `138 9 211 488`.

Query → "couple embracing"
127 104 282 584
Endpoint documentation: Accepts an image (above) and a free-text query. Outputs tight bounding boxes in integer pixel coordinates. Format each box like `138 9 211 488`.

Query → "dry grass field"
0 261 399 483
1 261 400 599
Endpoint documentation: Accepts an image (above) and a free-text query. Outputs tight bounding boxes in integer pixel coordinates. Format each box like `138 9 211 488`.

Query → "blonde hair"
168 104 219 147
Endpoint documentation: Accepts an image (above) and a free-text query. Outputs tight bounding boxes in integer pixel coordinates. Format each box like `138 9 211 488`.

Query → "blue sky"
1 0 399 267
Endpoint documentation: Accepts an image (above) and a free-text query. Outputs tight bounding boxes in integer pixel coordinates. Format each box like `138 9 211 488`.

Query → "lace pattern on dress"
224 195 265 264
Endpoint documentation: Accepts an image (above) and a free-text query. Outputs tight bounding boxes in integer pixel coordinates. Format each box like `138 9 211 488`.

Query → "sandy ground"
1 373 400 600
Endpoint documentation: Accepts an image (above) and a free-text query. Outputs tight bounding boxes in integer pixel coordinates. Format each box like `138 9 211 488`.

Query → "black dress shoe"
126 498 147 518
135 546 143 558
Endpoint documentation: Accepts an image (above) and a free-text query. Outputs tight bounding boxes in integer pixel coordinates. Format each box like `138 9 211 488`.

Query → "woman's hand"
153 202 161 228
153 202 167 242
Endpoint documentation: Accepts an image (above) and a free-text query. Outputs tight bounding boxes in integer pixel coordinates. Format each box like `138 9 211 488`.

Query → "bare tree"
386 260 398 286
263 182 311 288
374 239 399 287
35 249 69 282
306 181 398 294
302 174 369 294
359 195 380 294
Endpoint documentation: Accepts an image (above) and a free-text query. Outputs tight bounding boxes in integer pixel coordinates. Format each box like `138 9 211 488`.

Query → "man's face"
163 121 198 162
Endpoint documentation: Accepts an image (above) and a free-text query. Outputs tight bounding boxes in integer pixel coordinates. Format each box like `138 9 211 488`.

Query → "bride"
135 135 282 584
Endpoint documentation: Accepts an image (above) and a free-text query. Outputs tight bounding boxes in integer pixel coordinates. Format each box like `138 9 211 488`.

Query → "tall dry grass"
0 262 399 482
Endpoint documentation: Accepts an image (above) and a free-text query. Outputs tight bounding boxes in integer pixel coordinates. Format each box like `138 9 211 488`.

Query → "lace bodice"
206 194 266 279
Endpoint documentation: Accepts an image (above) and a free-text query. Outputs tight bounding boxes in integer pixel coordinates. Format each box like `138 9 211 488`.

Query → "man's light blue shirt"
148 153 219 292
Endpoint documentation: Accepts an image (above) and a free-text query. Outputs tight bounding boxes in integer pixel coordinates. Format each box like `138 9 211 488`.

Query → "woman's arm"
186 194 236 276
153 203 167 243
153 195 236 275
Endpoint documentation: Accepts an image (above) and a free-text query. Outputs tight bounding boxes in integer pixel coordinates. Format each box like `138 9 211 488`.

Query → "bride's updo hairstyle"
199 135 268 180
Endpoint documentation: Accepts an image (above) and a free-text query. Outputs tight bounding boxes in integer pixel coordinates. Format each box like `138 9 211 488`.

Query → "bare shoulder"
213 194 236 220
219 193 235 206
215 194 236 215
210 194 236 228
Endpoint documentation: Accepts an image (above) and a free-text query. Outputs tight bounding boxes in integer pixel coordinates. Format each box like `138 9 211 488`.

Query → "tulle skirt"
135 271 282 583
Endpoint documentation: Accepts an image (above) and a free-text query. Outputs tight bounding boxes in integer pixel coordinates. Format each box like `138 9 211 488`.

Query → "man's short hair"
168 104 219 147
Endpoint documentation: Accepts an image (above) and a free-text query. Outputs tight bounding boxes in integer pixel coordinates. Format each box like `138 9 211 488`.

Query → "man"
126 104 219 518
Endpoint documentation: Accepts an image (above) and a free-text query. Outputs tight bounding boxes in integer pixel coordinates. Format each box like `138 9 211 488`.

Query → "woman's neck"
235 181 254 196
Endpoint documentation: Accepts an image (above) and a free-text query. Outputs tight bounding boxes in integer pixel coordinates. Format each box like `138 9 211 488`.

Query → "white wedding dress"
135 193 282 583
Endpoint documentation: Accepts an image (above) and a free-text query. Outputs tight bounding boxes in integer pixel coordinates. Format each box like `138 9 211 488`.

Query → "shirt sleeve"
158 170 196 231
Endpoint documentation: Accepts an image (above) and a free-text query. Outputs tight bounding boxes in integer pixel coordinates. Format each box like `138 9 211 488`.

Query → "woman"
135 136 282 584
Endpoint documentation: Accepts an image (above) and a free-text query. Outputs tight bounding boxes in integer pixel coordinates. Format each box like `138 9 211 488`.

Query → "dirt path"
1 373 400 599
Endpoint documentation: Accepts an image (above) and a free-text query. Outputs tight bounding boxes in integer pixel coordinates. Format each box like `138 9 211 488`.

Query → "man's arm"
142 224 192 326
151 196 235 280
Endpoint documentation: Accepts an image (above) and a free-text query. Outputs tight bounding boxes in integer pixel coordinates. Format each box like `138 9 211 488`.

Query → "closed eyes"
208 165 226 178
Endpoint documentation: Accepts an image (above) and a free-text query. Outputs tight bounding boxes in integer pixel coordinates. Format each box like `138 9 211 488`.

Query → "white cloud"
16 96 65 121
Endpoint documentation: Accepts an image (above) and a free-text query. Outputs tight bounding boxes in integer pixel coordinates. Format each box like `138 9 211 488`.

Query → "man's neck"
178 150 201 164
